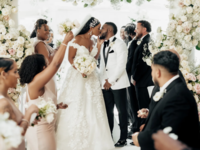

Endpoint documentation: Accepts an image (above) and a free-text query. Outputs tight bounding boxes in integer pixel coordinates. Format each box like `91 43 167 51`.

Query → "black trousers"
102 88 127 140
127 84 140 132
135 86 151 125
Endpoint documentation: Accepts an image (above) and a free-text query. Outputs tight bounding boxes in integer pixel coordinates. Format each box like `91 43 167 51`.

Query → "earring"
89 31 92 36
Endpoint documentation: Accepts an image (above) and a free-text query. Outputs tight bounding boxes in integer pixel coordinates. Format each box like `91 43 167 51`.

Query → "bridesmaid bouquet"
74 54 97 77
58 19 80 35
31 97 57 125
0 112 23 149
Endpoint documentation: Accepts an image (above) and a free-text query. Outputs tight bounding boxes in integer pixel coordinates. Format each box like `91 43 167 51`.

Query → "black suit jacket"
126 39 138 80
131 34 154 87
138 78 200 150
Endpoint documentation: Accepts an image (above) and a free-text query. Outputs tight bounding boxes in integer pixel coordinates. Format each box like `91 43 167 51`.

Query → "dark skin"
28 32 74 110
35 24 53 64
68 24 102 78
99 24 115 90
0 62 40 136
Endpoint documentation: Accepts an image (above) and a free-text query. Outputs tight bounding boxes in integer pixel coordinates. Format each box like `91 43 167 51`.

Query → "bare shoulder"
0 98 12 112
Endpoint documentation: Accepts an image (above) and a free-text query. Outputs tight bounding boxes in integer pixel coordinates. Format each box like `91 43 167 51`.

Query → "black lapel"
105 37 117 67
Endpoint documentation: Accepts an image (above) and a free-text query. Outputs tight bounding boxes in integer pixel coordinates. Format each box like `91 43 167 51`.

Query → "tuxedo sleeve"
132 42 150 82
108 42 128 84
126 40 137 73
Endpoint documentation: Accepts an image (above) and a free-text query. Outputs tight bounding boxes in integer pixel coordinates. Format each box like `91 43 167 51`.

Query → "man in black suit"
131 20 154 112
125 24 141 138
132 51 200 150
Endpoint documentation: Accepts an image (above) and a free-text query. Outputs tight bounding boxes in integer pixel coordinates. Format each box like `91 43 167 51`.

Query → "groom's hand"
57 102 68 109
104 79 112 90
97 37 105 48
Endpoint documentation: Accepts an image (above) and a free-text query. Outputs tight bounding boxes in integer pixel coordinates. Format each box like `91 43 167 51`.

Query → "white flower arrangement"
0 1 35 102
58 19 80 35
0 112 23 150
35 97 57 124
142 0 200 119
109 41 115 47
74 54 97 76
137 40 142 45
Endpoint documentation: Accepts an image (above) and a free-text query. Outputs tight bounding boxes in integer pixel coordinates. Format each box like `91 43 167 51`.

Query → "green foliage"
196 41 200 50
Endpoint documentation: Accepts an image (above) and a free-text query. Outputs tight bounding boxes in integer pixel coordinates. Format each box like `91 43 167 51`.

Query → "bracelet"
61 43 67 47
22 119 29 126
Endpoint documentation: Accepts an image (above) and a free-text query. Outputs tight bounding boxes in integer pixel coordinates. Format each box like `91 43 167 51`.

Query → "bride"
56 15 115 150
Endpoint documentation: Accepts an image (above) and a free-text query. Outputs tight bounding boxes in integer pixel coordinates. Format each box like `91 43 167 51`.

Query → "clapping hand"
137 108 149 118
57 102 68 109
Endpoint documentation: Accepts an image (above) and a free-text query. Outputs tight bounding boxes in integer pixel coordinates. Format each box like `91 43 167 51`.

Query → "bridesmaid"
0 58 39 150
30 19 57 95
19 32 73 150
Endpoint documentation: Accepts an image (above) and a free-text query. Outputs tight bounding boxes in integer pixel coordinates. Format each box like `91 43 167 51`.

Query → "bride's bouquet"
0 112 23 150
58 19 80 35
74 54 97 77
30 97 57 125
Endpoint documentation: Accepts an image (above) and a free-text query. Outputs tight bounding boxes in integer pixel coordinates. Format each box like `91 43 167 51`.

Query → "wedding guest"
0 58 40 150
132 51 200 150
30 19 54 64
152 130 200 150
19 32 73 150
131 20 154 127
125 23 140 141
30 19 57 95
120 26 129 45
125 23 136 48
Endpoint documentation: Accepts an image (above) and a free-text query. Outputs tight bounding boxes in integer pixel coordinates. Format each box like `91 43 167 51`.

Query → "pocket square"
109 50 114 53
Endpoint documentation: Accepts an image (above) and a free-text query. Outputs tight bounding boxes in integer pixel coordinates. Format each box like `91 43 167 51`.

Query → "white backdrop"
18 0 169 43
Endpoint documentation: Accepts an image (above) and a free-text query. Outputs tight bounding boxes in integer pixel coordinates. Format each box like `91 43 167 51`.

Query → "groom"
99 22 130 147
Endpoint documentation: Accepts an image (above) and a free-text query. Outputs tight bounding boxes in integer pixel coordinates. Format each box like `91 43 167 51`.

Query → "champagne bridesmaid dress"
25 79 57 150
0 95 25 150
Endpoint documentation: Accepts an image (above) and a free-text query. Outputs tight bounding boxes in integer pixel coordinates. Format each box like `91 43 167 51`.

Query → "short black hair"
125 23 136 36
137 20 151 32
0 58 14 72
105 22 118 35
19 54 47 85
153 51 179 74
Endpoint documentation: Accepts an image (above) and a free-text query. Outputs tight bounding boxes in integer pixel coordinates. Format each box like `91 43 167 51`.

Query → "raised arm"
95 37 104 59
30 32 74 93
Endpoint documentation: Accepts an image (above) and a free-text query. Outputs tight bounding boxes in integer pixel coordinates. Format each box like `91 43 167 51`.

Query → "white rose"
186 6 193 13
0 28 7 35
176 25 183 33
5 33 13 40
161 46 168 50
17 60 22 67
17 36 25 44
0 34 5 40
181 60 189 67
45 113 54 124
12 8 18 13
196 27 200 33
193 14 200 21
2 8 10 16
155 42 161 47
193 22 198 27
18 47 24 52
181 16 187 22
16 51 23 58
194 94 199 103
149 45 153 51
183 0 192 6
181 54 188 60
18 25 26 32
146 59 152 66
184 35 192 42
153 91 162 102
156 33 163 41
187 84 193 90
192 39 198 46
9 19 15 28
0 45 7 51
157 27 162 33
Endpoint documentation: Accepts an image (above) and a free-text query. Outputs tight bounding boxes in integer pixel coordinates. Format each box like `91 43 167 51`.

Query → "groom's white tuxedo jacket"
99 36 130 90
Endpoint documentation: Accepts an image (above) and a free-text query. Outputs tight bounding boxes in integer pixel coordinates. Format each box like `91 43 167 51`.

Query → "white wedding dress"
56 40 115 150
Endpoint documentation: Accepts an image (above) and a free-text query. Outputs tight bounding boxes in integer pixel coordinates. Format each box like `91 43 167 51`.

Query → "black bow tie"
104 40 110 47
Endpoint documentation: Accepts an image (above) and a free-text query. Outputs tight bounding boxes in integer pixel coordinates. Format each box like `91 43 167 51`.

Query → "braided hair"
77 17 100 35
30 19 48 38
19 54 47 85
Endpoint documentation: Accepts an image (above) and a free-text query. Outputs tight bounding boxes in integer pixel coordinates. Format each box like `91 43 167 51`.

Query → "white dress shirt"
160 75 180 91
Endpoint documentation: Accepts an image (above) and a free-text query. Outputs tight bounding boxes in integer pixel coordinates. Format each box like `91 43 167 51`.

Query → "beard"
136 32 143 39
99 31 107 40
152 77 159 87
